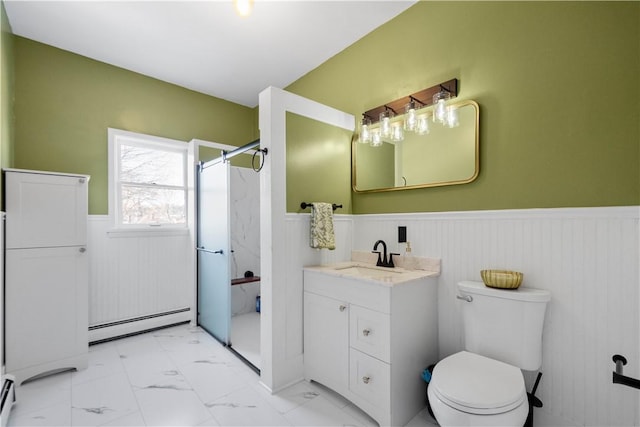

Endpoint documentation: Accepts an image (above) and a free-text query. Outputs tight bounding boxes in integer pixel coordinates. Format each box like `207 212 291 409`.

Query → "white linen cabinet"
4 169 90 384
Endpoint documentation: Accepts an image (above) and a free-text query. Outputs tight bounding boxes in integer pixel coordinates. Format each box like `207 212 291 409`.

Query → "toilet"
428 281 551 427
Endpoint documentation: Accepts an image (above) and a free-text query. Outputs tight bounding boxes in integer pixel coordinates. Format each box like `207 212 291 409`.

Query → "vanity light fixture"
358 78 458 147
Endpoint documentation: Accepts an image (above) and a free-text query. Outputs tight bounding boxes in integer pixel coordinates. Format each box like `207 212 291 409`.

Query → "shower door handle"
196 247 225 255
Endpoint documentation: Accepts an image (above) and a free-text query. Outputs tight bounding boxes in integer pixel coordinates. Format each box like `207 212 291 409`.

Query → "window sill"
107 227 190 238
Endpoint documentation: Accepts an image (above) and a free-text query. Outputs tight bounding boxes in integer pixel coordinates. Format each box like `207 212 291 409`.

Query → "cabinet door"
303 291 349 394
5 247 88 372
5 171 88 249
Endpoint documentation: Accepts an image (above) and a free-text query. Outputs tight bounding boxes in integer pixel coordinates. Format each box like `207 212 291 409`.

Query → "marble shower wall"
230 166 260 280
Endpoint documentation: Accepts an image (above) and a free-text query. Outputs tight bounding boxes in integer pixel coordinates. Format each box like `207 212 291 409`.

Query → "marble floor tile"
120 351 183 389
404 407 439 427
179 358 249 403
5 401 71 427
7 324 433 427
306 380 353 410
133 386 211 426
229 312 261 368
283 395 364 427
11 371 71 418
251 379 320 415
70 372 139 426
100 411 147 427
71 345 125 386
205 385 293 426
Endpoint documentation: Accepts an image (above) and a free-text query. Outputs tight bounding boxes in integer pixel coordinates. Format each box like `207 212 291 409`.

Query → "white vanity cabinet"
303 268 438 427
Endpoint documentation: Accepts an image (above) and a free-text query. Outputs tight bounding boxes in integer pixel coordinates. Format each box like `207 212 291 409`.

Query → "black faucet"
372 240 399 268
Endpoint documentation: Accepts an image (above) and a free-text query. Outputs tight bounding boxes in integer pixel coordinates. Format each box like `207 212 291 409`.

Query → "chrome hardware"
362 329 371 336
362 376 371 384
196 247 225 255
456 294 473 302
78 178 85 184
339 305 346 312
79 247 86 253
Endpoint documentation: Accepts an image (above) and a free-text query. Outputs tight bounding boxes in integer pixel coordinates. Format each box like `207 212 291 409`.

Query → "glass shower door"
197 159 231 344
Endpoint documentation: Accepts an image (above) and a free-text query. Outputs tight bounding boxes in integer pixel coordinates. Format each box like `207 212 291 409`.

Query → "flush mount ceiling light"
234 0 254 17
359 78 459 147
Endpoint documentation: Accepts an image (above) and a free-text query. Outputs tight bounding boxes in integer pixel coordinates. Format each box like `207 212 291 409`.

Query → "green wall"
286 2 640 213
286 112 353 213
0 1 14 202
14 37 258 214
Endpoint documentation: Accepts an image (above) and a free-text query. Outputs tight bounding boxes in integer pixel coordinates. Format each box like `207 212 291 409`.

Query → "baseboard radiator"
1 375 16 427
88 308 192 344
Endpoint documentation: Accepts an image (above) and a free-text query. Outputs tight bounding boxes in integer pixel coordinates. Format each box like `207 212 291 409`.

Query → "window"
109 128 188 229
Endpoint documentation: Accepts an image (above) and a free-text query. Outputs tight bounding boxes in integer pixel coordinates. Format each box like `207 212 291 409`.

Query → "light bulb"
404 101 417 131
360 124 371 144
380 111 392 138
416 115 430 135
360 116 372 144
432 90 450 124
446 106 459 128
371 130 382 147
391 123 404 142
234 0 253 17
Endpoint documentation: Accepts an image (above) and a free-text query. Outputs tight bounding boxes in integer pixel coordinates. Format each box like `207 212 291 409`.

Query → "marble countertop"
304 261 440 286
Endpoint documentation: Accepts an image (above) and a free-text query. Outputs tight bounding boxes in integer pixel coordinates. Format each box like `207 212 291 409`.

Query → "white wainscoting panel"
87 216 193 341
352 207 639 427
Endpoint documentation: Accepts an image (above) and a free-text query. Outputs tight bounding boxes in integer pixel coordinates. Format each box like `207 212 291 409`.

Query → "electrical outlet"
398 226 407 243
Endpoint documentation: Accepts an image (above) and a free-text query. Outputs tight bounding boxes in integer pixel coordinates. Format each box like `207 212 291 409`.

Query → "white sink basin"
333 265 402 279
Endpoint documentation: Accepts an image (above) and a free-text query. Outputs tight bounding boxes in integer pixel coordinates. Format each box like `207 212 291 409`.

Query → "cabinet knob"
78 178 85 184
79 247 87 253
362 328 371 336
339 305 346 312
362 376 371 384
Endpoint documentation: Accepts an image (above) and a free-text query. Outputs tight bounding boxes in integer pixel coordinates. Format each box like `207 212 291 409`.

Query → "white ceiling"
4 0 416 107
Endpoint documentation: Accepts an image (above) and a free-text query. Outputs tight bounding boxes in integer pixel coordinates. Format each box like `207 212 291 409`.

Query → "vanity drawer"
350 304 390 362
349 348 390 411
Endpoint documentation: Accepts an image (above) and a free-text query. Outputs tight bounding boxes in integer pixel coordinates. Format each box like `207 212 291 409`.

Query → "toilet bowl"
427 351 529 426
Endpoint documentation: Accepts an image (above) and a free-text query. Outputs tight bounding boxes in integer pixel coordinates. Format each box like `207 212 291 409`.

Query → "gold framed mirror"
352 100 479 192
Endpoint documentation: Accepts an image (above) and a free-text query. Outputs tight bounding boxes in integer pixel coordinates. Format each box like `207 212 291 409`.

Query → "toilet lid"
430 351 526 415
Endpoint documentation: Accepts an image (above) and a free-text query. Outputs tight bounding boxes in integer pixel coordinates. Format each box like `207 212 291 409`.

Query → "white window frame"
108 128 189 233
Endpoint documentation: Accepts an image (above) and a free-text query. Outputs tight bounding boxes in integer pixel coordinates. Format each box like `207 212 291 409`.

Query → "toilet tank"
458 281 551 371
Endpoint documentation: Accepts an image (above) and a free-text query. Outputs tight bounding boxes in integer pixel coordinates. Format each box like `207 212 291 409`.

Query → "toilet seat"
430 351 527 415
